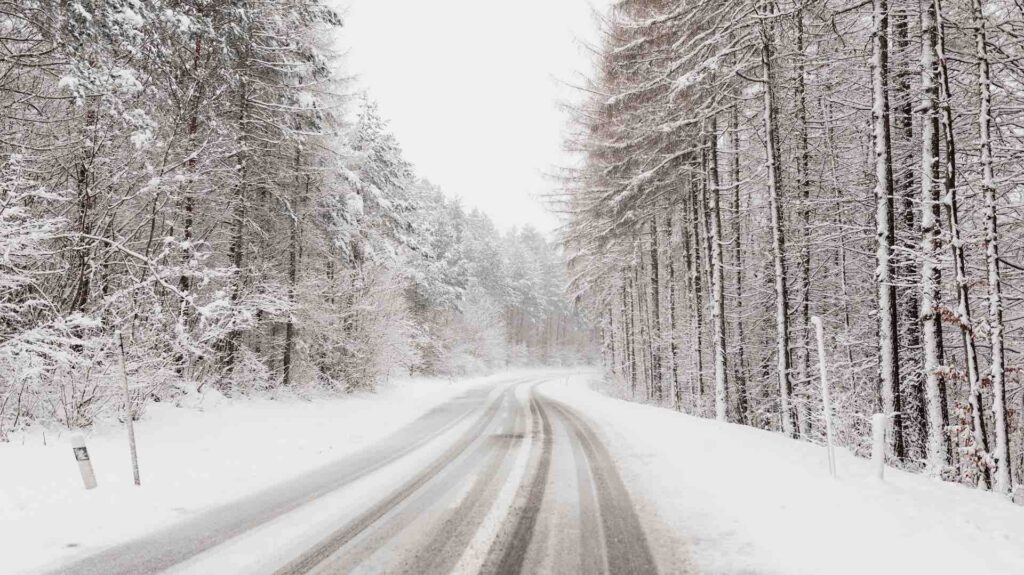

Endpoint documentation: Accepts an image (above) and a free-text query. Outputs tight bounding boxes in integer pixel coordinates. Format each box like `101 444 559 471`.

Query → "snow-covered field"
0 371 526 574
544 372 1024 575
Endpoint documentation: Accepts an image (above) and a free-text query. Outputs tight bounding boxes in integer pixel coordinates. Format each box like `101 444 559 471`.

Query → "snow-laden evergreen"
561 0 1024 493
0 1 590 438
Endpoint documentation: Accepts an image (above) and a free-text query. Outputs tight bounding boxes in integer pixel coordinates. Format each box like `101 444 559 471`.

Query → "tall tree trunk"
282 147 305 386
649 216 663 401
637 258 652 399
935 0 989 488
872 0 906 460
707 117 729 421
731 105 749 424
605 304 616 374
625 279 637 395
667 212 682 408
226 53 251 371
692 179 708 411
760 12 795 437
893 6 927 459
180 34 202 298
687 179 706 415
920 0 949 476
70 107 97 315
795 4 812 438
973 0 1012 494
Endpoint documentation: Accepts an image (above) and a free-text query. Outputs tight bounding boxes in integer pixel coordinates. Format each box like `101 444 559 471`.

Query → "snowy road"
48 376 666 574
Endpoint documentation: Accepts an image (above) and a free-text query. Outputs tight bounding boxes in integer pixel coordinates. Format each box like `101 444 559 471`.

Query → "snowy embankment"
543 374 1024 575
0 371 528 574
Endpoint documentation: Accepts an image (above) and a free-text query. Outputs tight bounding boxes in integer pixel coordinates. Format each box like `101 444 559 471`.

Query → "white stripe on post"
70 434 97 490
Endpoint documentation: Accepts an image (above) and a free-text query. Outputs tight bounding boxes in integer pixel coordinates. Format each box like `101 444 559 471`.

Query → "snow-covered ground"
6 368 1024 575
543 372 1024 575
0 371 531 574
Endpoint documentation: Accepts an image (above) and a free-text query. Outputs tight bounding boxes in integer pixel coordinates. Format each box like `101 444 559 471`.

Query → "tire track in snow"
562 406 606 575
404 396 527 575
274 385 519 575
442 384 537 575
317 386 527 574
545 396 660 575
489 390 554 575
51 379 522 575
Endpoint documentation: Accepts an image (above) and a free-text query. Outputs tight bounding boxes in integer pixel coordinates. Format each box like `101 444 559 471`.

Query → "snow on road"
0 371 532 574
5 368 1024 574
542 371 1024 575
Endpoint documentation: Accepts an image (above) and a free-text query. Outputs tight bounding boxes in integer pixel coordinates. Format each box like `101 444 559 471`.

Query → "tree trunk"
795 5 812 438
707 117 729 422
668 212 682 409
760 13 795 438
624 280 637 395
282 147 305 386
934 0 990 488
731 105 749 425
871 0 906 460
973 0 1012 494
226 56 251 371
686 178 706 415
649 216 663 401
893 7 927 460
179 34 202 298
919 0 949 476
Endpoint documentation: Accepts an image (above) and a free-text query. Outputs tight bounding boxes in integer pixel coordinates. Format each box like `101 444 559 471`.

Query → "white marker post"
70 434 97 490
811 317 836 478
116 331 141 486
871 413 887 481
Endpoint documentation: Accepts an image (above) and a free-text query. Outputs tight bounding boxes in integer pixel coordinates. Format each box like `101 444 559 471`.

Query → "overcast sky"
335 1 611 233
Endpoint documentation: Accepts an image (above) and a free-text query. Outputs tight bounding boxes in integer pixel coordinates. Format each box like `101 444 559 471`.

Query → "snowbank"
0 370 529 574
541 373 1024 575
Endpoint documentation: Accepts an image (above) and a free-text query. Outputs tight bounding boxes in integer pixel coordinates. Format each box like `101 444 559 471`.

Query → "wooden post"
116 331 141 486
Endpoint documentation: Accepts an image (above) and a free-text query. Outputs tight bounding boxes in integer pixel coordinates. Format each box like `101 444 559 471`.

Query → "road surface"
50 376 675 574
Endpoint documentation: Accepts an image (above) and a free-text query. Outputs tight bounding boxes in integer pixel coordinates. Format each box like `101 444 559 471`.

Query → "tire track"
562 405 609 575
545 397 659 575
490 391 554 575
274 386 519 575
50 381 523 575
404 402 526 574
328 389 527 574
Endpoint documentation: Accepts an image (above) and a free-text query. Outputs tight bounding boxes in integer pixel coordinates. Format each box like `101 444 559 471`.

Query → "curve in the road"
287 380 660 575
48 378 664 575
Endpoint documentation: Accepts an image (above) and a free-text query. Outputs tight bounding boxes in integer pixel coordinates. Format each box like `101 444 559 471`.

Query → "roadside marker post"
871 413 887 481
116 331 141 486
70 434 97 490
811 317 837 479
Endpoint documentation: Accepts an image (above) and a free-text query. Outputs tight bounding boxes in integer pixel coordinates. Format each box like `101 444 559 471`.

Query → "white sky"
335 1 611 233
